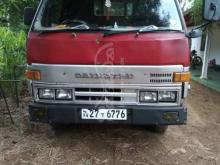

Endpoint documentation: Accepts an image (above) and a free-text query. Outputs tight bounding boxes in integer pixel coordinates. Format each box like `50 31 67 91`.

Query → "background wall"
209 25 220 65
189 25 220 65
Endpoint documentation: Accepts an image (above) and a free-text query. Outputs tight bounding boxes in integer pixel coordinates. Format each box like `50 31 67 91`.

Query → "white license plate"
81 109 127 120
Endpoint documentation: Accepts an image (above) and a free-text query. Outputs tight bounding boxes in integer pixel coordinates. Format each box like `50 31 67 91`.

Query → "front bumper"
29 103 187 125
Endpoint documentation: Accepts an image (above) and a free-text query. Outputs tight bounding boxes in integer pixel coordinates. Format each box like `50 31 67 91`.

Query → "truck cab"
25 0 191 133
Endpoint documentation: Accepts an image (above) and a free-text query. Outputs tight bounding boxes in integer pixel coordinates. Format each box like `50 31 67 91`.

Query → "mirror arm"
193 22 211 30
185 22 209 38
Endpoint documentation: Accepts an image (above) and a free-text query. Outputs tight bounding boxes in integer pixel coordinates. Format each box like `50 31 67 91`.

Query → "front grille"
150 73 172 77
150 72 173 83
74 88 137 103
150 79 172 83
75 96 121 101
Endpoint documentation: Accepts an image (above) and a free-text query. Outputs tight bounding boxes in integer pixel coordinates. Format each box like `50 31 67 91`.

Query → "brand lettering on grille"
75 73 134 80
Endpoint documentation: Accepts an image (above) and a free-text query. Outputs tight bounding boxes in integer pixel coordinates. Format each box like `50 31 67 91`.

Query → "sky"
179 0 194 12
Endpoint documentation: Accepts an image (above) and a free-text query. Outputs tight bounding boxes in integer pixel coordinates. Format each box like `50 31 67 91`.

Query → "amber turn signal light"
25 70 41 80
173 72 191 82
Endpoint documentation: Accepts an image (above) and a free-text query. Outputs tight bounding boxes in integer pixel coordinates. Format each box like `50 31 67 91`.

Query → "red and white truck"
24 0 220 132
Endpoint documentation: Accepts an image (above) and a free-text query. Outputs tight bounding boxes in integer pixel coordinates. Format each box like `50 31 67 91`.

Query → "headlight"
139 91 157 103
38 88 55 100
55 89 72 100
159 91 177 102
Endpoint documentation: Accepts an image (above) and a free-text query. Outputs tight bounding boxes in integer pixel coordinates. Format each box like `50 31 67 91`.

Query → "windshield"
33 0 183 31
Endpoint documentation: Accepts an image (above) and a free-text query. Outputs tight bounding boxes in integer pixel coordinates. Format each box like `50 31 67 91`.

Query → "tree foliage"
0 0 39 28
190 0 203 25
0 1 37 82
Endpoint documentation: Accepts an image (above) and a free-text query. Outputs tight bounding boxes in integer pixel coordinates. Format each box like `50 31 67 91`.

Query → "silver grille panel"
74 88 137 103
29 64 184 84
30 64 185 106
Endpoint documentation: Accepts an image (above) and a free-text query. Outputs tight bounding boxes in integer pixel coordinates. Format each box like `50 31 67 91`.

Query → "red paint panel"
27 32 190 66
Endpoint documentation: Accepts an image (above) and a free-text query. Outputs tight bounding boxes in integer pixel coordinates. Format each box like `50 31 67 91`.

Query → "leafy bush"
191 0 203 25
0 27 26 80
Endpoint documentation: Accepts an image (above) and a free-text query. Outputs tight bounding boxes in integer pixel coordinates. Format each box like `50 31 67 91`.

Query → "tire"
50 123 62 129
151 125 168 133
193 56 202 66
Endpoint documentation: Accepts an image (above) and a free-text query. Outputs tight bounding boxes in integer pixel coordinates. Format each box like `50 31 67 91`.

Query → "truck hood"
27 32 190 66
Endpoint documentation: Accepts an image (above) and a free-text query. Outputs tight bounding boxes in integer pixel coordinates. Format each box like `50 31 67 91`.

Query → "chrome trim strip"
32 82 183 88
30 63 184 69
29 64 185 70
75 92 136 98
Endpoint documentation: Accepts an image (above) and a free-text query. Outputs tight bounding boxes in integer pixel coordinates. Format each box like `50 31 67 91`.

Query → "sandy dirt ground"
0 81 220 165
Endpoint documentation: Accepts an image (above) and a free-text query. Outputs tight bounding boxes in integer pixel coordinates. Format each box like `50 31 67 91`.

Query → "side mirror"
203 0 220 21
186 29 203 38
24 7 35 26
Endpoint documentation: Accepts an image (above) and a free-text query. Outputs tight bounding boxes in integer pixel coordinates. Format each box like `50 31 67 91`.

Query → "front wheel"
151 125 168 133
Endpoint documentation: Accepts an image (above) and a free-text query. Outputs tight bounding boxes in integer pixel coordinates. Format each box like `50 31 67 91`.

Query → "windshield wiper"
136 26 183 37
38 24 90 35
103 25 183 37
37 25 183 37
136 25 159 36
92 26 136 37
102 25 159 37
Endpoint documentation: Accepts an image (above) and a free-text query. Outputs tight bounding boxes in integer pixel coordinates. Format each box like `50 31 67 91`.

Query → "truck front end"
26 0 190 132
